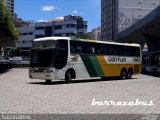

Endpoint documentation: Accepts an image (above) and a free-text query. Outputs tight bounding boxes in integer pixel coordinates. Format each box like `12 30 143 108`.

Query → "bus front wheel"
45 80 51 84
65 71 72 83
120 69 127 80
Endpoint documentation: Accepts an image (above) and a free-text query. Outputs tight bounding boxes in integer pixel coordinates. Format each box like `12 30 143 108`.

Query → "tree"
77 33 90 39
0 0 19 41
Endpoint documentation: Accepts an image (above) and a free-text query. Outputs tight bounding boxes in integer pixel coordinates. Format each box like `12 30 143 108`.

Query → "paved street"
0 68 160 114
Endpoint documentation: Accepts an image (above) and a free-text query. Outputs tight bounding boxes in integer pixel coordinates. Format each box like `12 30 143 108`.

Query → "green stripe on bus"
80 55 104 77
88 56 104 77
80 55 97 77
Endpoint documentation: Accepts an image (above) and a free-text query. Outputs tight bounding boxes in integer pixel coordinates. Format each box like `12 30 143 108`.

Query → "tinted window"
70 40 140 57
55 40 68 69
32 40 56 49
56 40 68 50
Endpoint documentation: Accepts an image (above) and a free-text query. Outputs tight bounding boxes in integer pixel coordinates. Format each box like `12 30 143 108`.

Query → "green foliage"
0 1 19 40
77 33 89 39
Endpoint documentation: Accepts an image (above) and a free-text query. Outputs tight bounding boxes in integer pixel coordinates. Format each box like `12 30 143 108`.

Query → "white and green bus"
29 37 142 83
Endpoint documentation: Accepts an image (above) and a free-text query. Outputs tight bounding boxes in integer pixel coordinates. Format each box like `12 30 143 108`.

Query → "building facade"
101 0 118 41
119 0 160 32
87 27 101 40
101 0 160 41
17 15 87 55
53 15 87 37
16 26 35 56
4 0 15 18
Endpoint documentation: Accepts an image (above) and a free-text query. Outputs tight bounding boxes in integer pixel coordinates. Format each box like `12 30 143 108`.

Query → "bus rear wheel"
127 69 133 79
120 69 127 80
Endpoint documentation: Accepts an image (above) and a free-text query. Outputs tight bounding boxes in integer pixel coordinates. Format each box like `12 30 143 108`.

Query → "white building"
17 15 87 56
16 26 34 56
53 15 87 37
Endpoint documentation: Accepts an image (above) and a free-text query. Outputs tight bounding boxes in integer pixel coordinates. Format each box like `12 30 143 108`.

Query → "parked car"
0 56 10 63
9 57 23 63
9 56 30 65
142 53 149 72
146 51 160 73
0 56 12 70
155 55 160 73
22 56 30 63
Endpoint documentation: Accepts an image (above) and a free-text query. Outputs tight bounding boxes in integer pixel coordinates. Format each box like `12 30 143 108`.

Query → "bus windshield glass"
32 40 56 49
30 49 55 67
30 40 68 68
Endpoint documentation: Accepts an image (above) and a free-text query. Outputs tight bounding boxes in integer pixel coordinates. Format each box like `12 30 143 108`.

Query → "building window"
66 25 70 28
29 32 33 35
55 25 62 30
35 35 44 38
23 33 27 35
71 24 75 28
35 27 44 30
66 33 69 36
54 34 62 37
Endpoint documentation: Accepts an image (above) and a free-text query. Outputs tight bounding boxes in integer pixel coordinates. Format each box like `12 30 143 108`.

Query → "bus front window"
30 49 55 67
30 40 68 69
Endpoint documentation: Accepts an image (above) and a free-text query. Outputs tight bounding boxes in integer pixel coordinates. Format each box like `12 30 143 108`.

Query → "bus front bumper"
29 72 55 80
29 68 56 80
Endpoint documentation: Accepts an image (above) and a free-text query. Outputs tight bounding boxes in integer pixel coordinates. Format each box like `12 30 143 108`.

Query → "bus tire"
120 68 127 80
127 68 133 79
101 77 107 80
65 69 76 83
45 80 51 84
65 71 71 84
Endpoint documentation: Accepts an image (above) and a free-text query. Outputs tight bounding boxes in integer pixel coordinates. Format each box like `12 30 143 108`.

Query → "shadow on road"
0 63 12 75
0 69 11 75
142 71 160 78
27 77 137 85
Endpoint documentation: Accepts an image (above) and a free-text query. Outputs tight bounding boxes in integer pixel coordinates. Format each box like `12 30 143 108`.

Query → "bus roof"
34 37 140 47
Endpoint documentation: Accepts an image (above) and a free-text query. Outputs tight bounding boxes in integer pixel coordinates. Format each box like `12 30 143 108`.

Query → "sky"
15 0 100 32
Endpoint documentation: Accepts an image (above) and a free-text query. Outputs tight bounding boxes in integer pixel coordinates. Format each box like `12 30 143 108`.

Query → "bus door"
55 40 68 69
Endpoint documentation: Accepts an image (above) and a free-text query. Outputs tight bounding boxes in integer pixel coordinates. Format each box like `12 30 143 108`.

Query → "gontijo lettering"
108 57 126 62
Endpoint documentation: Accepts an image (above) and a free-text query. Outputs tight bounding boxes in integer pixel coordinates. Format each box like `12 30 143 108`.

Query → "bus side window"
123 46 127 56
55 40 68 69
56 40 68 50
98 44 106 55
83 43 93 55
77 46 82 53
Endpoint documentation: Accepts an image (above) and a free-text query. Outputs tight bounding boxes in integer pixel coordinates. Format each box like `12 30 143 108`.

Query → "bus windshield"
30 40 68 68
30 49 55 67
32 40 56 49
